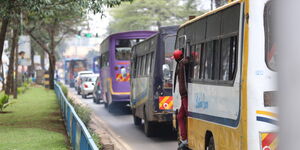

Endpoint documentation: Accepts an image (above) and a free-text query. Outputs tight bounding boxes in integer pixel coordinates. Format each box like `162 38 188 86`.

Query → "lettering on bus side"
195 93 208 110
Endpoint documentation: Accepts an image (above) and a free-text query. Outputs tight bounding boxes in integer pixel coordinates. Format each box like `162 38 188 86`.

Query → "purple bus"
99 31 157 112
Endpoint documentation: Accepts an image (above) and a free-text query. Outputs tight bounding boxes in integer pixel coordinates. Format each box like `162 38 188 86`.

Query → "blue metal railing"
54 82 99 150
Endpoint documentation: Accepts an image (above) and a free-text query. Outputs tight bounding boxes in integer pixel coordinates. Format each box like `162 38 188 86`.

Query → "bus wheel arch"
143 105 155 137
132 108 142 126
205 131 215 150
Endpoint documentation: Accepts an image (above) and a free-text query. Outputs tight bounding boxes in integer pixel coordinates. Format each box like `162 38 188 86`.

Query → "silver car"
79 74 98 99
75 71 93 93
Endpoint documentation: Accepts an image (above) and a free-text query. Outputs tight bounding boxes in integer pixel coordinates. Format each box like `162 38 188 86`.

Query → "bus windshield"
265 2 276 71
73 60 85 69
164 35 176 71
115 39 143 60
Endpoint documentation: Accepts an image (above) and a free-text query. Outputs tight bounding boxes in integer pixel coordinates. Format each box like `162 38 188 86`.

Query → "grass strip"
0 87 69 150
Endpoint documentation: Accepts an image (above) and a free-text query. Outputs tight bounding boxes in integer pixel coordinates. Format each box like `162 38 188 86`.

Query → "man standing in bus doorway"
174 49 189 150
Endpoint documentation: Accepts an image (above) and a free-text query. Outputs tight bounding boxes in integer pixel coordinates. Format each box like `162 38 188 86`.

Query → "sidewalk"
0 87 69 150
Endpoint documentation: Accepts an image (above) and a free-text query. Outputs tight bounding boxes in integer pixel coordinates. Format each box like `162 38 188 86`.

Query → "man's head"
173 49 183 61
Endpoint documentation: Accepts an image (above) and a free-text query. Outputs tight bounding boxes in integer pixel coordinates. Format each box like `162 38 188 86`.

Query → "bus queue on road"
63 0 277 150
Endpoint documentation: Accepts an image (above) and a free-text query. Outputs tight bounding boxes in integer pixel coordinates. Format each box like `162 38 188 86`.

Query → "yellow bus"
172 0 277 150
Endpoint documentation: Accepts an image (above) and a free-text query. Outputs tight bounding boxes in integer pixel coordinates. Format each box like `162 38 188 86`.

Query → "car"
92 76 102 104
79 74 98 99
75 71 93 92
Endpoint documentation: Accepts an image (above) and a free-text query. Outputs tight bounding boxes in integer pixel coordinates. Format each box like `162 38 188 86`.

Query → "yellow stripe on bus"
108 78 130 95
269 137 278 150
166 101 173 109
256 110 278 118
160 96 170 105
261 133 268 140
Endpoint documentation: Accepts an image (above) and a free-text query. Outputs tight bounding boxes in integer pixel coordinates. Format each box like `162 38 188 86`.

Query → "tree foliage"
0 0 132 90
107 0 206 34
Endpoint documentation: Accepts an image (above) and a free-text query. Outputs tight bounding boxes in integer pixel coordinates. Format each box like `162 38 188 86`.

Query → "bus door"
173 35 187 115
160 34 176 111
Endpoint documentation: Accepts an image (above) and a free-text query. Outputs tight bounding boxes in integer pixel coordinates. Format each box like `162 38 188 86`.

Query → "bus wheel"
132 110 141 125
144 111 155 137
206 136 215 150
108 103 114 113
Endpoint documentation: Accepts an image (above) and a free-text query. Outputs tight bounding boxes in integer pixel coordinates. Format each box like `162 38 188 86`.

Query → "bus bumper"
112 94 130 102
154 112 173 122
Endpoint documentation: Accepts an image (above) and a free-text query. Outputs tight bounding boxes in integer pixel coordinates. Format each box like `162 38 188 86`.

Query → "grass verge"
0 87 69 150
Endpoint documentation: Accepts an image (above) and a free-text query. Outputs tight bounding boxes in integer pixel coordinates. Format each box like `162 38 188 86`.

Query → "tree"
107 0 205 34
0 0 133 90
214 0 228 8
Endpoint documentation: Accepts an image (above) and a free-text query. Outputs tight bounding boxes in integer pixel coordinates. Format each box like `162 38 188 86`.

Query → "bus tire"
108 103 113 113
206 136 215 150
144 110 155 137
132 109 142 126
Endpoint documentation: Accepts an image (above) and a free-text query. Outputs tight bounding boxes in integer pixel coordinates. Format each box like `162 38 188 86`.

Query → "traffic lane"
69 88 178 150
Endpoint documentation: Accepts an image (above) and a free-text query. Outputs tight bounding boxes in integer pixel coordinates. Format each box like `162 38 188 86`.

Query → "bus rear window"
265 2 276 71
115 39 143 60
74 61 85 69
164 35 176 71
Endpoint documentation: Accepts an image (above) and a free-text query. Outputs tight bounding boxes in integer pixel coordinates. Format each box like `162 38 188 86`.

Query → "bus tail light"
163 82 172 88
114 66 119 70
260 132 278 150
84 84 88 88
264 91 277 107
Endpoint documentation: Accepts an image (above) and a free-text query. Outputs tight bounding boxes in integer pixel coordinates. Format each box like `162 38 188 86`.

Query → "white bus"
172 0 277 150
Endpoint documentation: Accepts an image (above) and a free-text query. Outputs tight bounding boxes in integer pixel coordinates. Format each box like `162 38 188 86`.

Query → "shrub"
17 87 24 94
88 128 102 149
74 104 91 125
0 93 11 112
67 97 91 125
23 82 29 90
58 82 68 97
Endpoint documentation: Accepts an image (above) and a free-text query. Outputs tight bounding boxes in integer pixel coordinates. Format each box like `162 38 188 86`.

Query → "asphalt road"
68 87 178 150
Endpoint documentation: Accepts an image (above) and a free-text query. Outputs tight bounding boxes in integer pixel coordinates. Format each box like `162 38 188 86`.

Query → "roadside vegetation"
58 82 102 149
0 87 69 150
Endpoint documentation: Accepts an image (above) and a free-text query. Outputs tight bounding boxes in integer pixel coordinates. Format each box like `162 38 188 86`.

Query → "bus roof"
180 0 241 28
64 58 85 62
101 30 157 42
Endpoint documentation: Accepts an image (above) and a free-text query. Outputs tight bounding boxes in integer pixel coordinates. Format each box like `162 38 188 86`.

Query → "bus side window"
137 57 141 77
220 36 238 81
149 52 154 75
145 53 151 76
203 41 214 80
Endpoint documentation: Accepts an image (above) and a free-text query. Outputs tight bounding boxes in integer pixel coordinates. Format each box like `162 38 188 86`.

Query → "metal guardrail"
54 82 99 150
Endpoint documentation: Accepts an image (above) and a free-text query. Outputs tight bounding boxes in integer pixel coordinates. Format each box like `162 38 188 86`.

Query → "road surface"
68 87 178 150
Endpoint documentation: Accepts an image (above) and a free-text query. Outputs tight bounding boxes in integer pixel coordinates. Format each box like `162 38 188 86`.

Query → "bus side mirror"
162 64 171 81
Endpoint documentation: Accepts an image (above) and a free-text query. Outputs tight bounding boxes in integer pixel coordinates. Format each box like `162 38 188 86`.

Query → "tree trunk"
49 26 56 89
48 54 55 89
13 41 19 98
41 51 45 70
0 18 10 91
5 28 18 95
